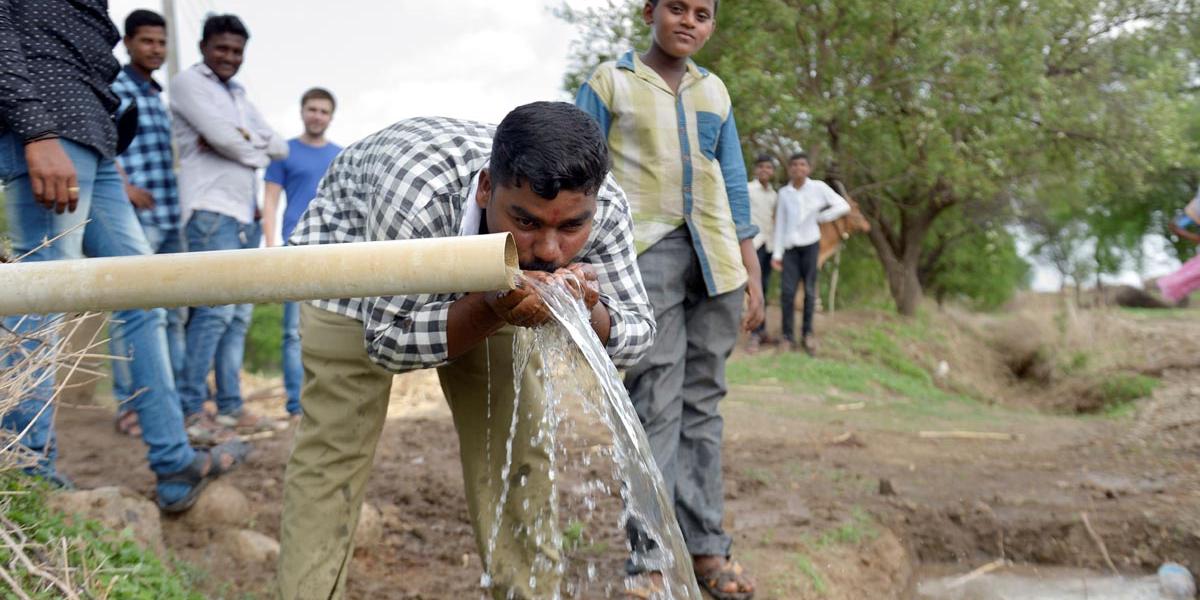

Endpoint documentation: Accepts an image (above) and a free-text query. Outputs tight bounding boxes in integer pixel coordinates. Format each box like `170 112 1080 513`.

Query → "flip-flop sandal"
696 559 755 600
157 440 251 513
113 410 142 437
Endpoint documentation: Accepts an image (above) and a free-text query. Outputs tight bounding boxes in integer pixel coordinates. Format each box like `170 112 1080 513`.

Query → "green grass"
726 311 1033 430
792 553 828 595
0 474 203 599
1096 373 1160 417
816 508 877 549
1119 306 1200 320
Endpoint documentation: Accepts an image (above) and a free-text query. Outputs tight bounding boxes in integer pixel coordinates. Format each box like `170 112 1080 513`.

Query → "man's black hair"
649 0 720 12
201 14 249 43
789 152 809 163
124 9 165 38
490 102 610 200
755 153 774 165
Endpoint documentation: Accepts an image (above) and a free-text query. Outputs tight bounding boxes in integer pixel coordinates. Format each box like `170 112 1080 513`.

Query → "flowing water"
479 275 702 599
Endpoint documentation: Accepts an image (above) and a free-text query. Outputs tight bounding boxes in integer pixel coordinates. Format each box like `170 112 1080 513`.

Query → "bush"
244 303 284 374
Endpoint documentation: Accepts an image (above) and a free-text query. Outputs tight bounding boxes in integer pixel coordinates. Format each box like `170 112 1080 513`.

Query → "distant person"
575 0 763 597
0 0 246 510
747 154 777 352
109 8 185 437
1157 186 1200 303
170 14 287 440
771 152 850 355
262 87 342 422
277 103 654 600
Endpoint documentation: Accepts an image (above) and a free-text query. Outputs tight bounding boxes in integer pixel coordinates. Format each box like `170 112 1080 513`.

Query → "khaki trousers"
277 304 561 599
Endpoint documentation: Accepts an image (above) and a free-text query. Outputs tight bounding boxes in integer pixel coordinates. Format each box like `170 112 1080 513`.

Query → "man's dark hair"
201 14 249 43
649 0 720 12
490 102 610 200
301 87 336 112
789 152 810 163
755 153 774 165
124 9 165 38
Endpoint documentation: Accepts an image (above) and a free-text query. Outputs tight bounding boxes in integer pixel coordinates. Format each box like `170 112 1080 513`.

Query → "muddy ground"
55 299 1200 599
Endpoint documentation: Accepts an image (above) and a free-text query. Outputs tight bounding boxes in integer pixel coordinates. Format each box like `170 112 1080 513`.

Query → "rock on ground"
217 528 280 563
47 486 164 555
354 502 384 550
177 480 252 530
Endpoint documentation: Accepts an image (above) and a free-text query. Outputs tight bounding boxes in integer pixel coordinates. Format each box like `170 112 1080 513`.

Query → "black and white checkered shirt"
290 116 655 373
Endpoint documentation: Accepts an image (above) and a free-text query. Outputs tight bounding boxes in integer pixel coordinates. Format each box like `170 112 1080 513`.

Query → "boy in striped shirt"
576 1 760 597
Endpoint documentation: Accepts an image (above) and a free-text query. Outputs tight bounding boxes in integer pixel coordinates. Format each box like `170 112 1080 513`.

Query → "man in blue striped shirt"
110 9 186 435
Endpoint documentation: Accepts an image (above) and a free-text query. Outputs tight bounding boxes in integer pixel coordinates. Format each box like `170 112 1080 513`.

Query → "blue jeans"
111 224 186 404
180 210 258 417
0 134 195 480
282 300 302 415
213 221 260 415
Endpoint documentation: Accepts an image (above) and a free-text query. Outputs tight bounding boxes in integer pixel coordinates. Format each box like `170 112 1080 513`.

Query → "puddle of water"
479 275 702 598
918 567 1167 600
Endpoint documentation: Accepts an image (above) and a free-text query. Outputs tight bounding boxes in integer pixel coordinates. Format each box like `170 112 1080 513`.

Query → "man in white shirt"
170 14 287 437
747 154 777 351
771 152 850 354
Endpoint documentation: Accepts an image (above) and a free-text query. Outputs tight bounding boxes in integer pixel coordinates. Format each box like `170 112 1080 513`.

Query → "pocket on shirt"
695 111 722 160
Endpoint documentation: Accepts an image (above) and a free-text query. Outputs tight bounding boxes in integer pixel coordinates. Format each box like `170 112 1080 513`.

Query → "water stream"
480 275 702 599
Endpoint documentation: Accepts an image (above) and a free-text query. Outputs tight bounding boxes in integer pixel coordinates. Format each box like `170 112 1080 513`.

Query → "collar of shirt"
457 170 484 237
122 64 163 93
194 62 245 93
617 50 708 95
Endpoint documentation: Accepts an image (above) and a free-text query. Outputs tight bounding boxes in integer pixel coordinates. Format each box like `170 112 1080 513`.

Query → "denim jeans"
111 224 186 404
180 210 258 417
281 299 302 415
780 242 820 341
0 134 195 479
212 221 260 416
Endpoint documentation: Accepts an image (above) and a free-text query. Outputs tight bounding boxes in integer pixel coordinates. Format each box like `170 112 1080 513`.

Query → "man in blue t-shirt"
263 87 341 420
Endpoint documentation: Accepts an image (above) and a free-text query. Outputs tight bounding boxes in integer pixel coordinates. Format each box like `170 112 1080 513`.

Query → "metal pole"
162 0 180 87
0 234 518 316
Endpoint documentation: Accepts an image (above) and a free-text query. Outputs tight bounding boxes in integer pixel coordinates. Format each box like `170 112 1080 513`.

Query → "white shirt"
748 179 777 251
171 63 288 225
772 178 851 261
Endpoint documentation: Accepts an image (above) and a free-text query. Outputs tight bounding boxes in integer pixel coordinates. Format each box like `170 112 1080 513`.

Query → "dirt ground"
54 299 1200 599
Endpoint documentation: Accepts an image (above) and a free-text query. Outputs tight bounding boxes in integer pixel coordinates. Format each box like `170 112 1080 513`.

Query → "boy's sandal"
113 409 141 437
156 440 251 513
696 559 755 600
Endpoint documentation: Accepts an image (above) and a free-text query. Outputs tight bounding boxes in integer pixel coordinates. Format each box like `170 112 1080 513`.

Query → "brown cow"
818 194 870 268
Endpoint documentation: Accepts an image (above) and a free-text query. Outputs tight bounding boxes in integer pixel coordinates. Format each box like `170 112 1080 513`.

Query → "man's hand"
125 184 155 210
771 258 783 272
742 279 764 332
25 138 79 213
485 277 552 329
555 263 601 310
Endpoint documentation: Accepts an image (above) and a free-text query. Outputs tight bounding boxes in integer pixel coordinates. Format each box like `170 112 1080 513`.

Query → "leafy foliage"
560 0 1200 313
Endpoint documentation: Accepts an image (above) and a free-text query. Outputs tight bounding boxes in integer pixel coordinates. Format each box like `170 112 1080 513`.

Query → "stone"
178 481 252 530
354 502 384 550
48 486 163 555
217 528 280 563
879 478 897 496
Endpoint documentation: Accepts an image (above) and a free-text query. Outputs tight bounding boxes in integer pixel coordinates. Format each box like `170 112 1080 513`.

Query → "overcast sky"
107 0 605 143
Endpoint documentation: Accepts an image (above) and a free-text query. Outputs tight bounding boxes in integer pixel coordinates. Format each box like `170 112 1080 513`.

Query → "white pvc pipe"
0 233 517 316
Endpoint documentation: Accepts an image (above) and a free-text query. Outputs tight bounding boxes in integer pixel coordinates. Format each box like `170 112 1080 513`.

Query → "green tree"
560 0 1199 314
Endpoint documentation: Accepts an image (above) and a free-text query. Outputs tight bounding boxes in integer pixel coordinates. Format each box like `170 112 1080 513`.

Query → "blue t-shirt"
264 138 342 240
